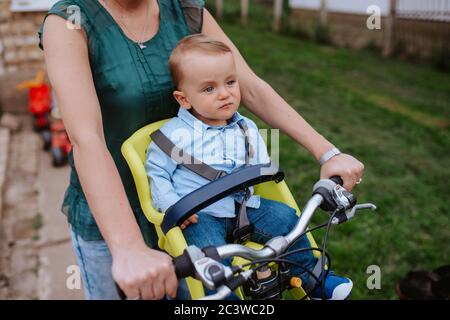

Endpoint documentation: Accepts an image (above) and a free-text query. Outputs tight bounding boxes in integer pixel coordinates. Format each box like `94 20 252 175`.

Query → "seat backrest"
121 119 169 225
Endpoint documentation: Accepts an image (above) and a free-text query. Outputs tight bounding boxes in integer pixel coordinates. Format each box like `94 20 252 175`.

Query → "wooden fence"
214 0 284 31
394 0 450 58
215 0 449 60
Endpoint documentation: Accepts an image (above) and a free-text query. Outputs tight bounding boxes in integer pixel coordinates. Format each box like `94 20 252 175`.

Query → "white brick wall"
0 0 46 75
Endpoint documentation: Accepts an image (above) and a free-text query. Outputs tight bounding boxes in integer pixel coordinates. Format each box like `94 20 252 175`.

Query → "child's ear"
173 90 191 109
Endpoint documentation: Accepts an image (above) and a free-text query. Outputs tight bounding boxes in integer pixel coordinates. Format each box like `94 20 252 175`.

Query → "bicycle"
169 165 376 300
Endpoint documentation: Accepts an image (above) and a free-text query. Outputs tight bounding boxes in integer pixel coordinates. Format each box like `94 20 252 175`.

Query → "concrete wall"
288 7 449 59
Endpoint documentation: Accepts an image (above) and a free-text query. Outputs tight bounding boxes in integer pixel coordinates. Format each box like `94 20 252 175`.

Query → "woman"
39 0 364 300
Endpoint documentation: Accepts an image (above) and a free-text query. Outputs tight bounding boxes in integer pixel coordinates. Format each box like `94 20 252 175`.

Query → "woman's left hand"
320 153 365 191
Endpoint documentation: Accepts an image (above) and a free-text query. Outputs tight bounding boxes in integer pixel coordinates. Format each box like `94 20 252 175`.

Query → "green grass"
207 2 450 299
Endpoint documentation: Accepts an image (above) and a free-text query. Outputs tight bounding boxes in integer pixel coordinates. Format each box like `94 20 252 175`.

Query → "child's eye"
204 86 214 93
227 80 236 86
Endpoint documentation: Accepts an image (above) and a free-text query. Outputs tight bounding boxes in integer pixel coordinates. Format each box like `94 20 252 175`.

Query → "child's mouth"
220 103 233 109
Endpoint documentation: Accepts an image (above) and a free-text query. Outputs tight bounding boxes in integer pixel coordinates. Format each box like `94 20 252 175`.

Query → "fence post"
383 0 397 57
241 0 249 26
319 0 328 26
273 0 283 32
216 0 223 20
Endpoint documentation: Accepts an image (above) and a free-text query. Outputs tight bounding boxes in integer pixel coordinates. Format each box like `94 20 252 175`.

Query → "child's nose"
218 86 231 99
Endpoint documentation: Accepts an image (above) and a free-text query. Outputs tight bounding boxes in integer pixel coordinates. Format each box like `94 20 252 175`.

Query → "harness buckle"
229 223 254 244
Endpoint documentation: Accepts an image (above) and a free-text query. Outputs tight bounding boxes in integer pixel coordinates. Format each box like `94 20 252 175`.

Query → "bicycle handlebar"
173 175 376 300
116 173 374 300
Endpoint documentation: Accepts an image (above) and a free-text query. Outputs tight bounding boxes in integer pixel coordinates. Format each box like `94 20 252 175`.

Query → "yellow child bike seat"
121 120 321 300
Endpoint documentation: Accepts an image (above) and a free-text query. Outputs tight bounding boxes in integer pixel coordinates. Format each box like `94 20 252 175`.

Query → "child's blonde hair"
169 34 232 88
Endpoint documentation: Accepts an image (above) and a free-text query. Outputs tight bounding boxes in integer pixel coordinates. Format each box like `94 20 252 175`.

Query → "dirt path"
0 116 83 299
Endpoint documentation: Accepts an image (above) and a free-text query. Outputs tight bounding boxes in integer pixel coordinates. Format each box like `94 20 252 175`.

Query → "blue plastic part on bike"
161 163 284 234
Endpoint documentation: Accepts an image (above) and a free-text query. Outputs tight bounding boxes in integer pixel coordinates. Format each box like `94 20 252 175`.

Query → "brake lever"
331 203 377 225
331 184 357 211
199 269 254 300
193 257 232 290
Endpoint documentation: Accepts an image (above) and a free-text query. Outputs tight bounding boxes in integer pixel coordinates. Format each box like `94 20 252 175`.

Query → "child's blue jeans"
181 197 318 298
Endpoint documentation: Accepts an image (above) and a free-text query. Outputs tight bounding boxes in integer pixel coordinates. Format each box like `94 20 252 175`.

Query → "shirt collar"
177 107 244 134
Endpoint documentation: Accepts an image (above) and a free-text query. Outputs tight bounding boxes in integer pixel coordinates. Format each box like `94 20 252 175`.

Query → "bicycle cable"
319 208 339 300
236 248 332 300
285 222 329 252
212 210 340 300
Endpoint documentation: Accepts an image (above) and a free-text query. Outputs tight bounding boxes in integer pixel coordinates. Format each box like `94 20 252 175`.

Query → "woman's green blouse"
38 0 204 245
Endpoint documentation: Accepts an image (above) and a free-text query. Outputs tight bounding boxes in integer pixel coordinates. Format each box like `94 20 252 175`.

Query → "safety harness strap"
232 120 254 242
150 130 227 181
150 119 254 243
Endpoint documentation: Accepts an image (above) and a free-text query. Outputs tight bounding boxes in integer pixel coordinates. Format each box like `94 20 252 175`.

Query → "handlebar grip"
226 274 248 292
173 252 195 279
115 283 127 300
115 252 193 299
330 176 343 186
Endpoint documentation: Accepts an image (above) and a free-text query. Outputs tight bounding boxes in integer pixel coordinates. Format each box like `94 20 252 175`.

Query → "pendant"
138 42 146 49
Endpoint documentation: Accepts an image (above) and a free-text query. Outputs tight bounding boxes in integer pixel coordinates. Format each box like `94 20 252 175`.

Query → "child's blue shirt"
145 107 271 218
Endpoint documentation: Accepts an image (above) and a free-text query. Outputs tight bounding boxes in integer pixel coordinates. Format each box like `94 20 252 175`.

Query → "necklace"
104 0 150 49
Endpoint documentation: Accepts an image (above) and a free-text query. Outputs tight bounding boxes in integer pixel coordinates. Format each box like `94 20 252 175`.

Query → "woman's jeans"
70 226 190 300
70 227 121 300
70 198 317 299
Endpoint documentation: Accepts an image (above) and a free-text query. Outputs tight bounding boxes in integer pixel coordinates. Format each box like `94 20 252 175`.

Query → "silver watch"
319 147 341 166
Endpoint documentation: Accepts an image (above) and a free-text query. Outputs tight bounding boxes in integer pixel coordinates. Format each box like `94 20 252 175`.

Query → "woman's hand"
320 153 365 191
112 243 178 300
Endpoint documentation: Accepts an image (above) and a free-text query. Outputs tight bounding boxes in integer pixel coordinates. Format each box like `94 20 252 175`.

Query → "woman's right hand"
112 242 178 300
